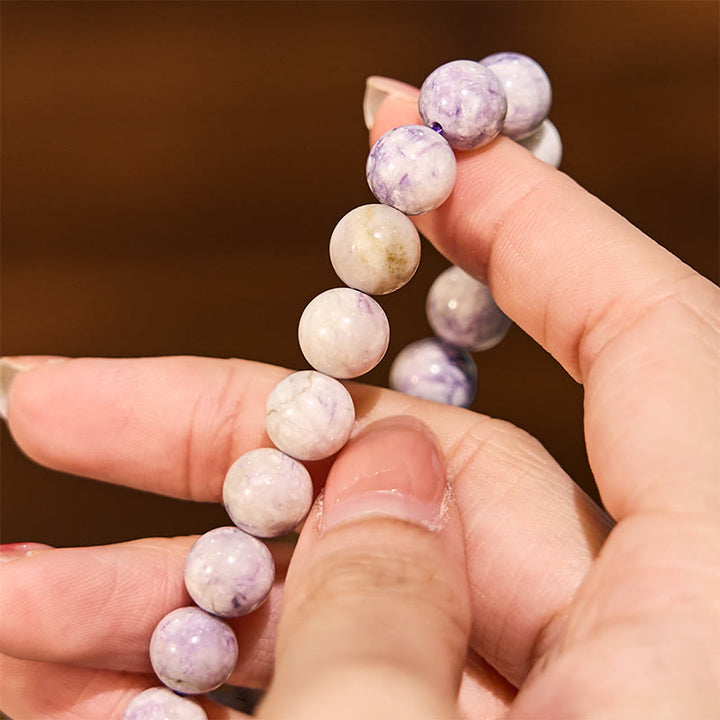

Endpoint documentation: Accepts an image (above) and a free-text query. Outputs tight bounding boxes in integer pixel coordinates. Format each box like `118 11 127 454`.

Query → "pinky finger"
0 654 250 720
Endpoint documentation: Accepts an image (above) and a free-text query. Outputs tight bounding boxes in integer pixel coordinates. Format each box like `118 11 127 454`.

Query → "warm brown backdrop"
2 1 718 547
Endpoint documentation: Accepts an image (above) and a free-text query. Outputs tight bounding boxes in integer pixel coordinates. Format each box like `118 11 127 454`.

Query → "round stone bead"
480 52 552 140
329 204 421 295
426 266 511 351
366 125 456 215
517 118 562 168
298 288 389 378
418 60 507 151
389 337 477 408
122 687 207 720
265 370 355 460
184 526 275 617
150 606 238 695
223 448 313 538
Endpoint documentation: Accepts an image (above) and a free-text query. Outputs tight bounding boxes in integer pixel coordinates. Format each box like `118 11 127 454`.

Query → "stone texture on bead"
150 606 238 695
517 119 562 168
122 687 208 720
480 52 552 141
389 337 477 408
330 204 421 295
418 60 507 151
298 288 389 378
265 371 355 460
426 266 511 351
223 448 313 538
184 526 275 617
366 125 457 215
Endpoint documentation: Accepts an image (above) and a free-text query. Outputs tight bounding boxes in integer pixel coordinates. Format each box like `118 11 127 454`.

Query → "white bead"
122 687 208 720
223 448 313 537
265 371 355 460
298 288 389 378
330 204 421 295
517 119 562 168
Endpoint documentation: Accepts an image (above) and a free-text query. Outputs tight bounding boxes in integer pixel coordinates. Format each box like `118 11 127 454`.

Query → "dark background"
2 1 718 548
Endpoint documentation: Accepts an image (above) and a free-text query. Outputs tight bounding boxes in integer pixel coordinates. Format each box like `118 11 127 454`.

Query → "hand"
1 82 718 719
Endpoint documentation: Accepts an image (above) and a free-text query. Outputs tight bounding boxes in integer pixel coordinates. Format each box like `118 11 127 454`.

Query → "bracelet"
122 51 559 719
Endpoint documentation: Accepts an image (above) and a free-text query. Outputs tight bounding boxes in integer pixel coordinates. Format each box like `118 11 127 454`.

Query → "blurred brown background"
2 1 718 548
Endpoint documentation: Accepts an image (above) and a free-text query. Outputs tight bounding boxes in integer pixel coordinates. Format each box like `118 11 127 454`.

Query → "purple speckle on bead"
366 125 456 215
418 60 507 151
149 606 238 695
122 687 207 720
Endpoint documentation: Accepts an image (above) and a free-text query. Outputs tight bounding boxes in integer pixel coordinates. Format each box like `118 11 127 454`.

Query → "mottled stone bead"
480 52 552 140
366 125 456 215
329 204 421 295
265 370 355 460
418 60 507 151
426 266 511 351
389 337 477 408
184 526 274 617
298 288 389 378
223 448 313 538
517 118 562 168
122 687 207 720
150 606 238 695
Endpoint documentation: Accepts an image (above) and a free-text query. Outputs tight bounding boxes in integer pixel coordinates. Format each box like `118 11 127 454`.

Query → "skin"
1 85 719 719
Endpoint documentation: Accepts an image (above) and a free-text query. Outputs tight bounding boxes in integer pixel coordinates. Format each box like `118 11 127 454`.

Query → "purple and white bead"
517 118 562 168
265 370 355 460
329 204 421 295
480 52 551 141
426 266 511 351
419 60 507 150
223 448 313 538
389 337 477 408
184 526 274 617
366 125 456 215
298 288 389 378
122 687 207 720
149 606 238 695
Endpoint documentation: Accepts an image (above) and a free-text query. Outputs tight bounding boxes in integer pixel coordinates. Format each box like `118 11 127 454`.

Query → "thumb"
258 417 470 720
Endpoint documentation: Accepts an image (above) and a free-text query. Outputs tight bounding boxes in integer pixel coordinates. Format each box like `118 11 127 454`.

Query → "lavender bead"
480 52 551 140
329 204 421 295
517 119 562 168
418 60 507 151
122 687 207 720
150 606 238 695
426 266 511 351
389 338 477 408
298 288 389 378
366 125 456 215
223 448 313 538
184 526 274 617
265 370 355 460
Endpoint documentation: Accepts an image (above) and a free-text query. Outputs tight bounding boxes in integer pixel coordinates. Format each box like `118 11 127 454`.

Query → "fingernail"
1 356 66 421
363 76 420 130
322 416 447 531
0 543 53 564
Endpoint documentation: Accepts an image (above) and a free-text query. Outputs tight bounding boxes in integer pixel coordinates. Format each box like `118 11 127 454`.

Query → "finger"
259 417 469 720
0 536 294 689
370 88 720 520
458 650 516 720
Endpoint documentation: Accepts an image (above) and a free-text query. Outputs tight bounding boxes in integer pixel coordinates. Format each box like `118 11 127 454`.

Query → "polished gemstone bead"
265 370 355 460
517 118 562 168
366 125 456 215
418 60 507 150
184 526 274 617
150 606 238 695
223 448 313 538
298 288 389 378
122 687 207 720
480 52 551 140
389 337 477 408
426 266 511 351
330 204 421 295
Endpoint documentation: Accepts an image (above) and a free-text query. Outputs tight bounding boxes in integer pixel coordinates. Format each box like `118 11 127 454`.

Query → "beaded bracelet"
122 51 560 719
